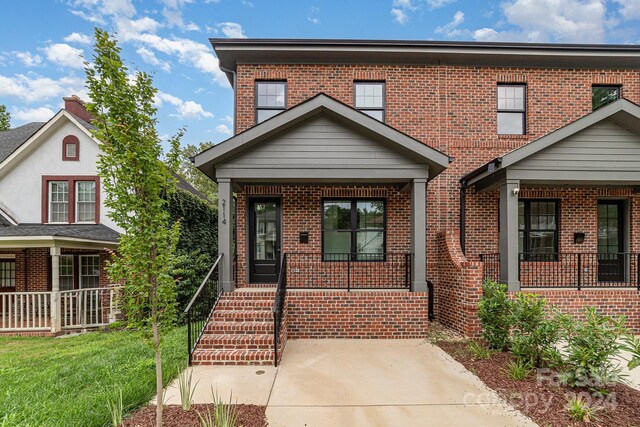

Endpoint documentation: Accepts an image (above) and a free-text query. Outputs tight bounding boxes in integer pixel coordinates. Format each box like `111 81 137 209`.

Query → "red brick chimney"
63 95 93 123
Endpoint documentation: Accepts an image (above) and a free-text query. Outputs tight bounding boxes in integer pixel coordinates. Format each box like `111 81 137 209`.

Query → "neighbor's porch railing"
285 252 413 290
0 285 122 332
479 252 640 290
184 254 223 365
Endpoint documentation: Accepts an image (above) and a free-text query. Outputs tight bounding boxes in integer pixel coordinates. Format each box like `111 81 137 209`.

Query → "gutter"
218 63 238 134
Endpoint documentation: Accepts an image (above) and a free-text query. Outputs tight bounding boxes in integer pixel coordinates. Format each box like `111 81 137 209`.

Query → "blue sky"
0 0 639 149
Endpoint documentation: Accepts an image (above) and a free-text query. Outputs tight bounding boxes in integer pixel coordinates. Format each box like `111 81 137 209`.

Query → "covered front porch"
466 99 640 290
195 94 450 293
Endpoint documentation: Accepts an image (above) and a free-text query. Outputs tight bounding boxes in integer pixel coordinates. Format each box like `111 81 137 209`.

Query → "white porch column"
411 179 428 292
499 179 520 291
218 178 234 292
50 247 61 333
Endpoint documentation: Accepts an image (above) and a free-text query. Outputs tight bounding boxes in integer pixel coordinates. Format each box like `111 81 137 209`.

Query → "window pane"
355 83 384 109
529 231 556 254
518 231 524 254
323 231 351 259
361 110 384 121
59 255 74 291
498 85 524 111
0 261 15 288
257 109 282 123
77 181 96 222
254 203 277 261
80 256 100 289
66 143 77 158
357 201 384 229
256 83 285 107
497 112 524 134
50 181 69 222
592 86 619 110
323 201 351 230
356 231 384 258
518 201 525 230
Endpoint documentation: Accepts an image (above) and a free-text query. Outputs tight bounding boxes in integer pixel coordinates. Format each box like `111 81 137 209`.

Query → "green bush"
478 280 512 350
173 250 216 318
559 307 629 392
510 293 562 368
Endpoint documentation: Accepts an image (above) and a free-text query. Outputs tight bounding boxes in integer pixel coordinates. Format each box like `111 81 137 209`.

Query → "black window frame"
0 259 16 289
519 199 559 261
354 81 386 122
497 83 527 135
592 85 621 111
255 80 287 124
321 198 387 262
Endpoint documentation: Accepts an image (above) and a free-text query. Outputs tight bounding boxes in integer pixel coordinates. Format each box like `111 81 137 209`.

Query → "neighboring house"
188 39 640 366
0 96 121 334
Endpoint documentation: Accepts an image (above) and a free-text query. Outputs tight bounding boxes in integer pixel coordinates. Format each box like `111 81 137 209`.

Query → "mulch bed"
438 341 640 427
123 404 268 427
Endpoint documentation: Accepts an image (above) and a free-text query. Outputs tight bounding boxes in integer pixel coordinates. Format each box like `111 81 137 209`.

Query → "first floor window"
49 181 69 223
519 200 558 260
0 260 15 288
322 199 385 261
76 181 96 222
59 255 74 291
80 255 100 289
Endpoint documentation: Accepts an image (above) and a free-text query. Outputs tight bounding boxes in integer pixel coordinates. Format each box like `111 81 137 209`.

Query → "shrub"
173 250 216 319
560 307 629 392
468 341 492 360
510 293 562 368
506 359 532 380
478 280 512 350
566 395 602 423
178 368 199 411
623 335 640 370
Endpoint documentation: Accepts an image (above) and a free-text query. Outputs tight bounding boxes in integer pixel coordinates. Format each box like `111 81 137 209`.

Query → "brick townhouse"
186 39 640 365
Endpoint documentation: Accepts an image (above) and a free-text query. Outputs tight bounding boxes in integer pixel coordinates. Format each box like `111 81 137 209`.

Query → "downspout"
460 181 466 254
218 63 238 135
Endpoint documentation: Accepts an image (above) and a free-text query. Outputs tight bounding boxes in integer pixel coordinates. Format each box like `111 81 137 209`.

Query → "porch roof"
194 93 451 184
463 99 640 192
0 224 119 249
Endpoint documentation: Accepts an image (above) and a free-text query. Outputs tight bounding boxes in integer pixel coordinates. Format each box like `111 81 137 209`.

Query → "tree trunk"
154 319 163 427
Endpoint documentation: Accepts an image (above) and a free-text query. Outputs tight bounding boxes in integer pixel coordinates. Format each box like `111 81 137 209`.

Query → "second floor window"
76 181 96 223
497 84 526 135
49 181 69 223
256 81 286 123
592 85 620 110
355 82 385 121
45 177 99 224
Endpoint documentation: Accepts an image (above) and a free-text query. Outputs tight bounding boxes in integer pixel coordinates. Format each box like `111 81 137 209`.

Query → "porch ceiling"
465 99 640 192
194 93 451 183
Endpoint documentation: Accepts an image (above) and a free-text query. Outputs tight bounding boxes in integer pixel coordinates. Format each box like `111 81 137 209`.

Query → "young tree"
85 29 180 427
0 105 10 131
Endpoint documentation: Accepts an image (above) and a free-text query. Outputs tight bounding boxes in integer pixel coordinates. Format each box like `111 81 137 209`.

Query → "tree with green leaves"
171 141 218 204
0 105 10 131
85 28 180 427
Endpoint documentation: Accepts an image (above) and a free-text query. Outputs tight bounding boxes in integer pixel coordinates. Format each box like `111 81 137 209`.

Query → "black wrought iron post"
577 253 582 291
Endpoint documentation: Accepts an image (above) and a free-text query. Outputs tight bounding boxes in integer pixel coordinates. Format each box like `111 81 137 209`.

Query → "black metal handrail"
285 252 412 290
273 253 287 367
184 253 223 365
479 252 640 290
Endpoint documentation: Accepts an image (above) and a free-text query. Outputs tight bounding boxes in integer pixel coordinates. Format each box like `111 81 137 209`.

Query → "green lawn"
0 327 187 427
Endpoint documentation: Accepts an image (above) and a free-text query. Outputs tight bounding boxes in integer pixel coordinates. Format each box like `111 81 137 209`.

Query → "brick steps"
192 290 278 366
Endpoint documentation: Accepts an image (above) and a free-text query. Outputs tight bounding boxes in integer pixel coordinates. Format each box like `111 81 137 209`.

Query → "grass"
0 327 186 427
467 340 492 360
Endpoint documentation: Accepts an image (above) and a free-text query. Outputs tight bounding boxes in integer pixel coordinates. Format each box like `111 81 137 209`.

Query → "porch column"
499 179 520 291
50 247 61 333
218 178 234 292
411 179 428 292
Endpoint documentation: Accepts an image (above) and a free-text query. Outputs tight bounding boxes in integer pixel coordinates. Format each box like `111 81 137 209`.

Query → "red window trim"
62 135 80 161
41 176 100 224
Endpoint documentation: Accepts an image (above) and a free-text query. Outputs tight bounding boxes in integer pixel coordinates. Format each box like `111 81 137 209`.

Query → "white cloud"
427 0 457 9
435 11 465 37
0 74 87 103
69 9 106 24
64 32 92 44
155 91 213 120
11 106 55 123
391 8 409 24
392 0 416 10
136 47 171 72
159 0 200 31
215 124 232 136
43 43 85 69
615 0 640 20
13 51 42 67
216 22 247 38
473 0 607 43
221 115 233 124
308 6 321 24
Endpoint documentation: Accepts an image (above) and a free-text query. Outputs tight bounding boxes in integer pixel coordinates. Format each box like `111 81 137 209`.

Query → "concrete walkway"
163 339 536 426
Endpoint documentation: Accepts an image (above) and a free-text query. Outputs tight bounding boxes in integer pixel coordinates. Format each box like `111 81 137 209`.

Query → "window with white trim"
49 181 69 223
80 255 100 289
76 181 96 223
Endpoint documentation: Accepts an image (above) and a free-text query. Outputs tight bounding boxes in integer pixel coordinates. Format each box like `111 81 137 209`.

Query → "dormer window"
62 135 80 161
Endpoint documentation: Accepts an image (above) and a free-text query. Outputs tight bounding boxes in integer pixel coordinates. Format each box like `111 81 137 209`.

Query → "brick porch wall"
286 291 429 339
235 185 412 287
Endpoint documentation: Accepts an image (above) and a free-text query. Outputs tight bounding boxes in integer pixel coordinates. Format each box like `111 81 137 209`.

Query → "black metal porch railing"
273 253 287 367
285 252 413 290
479 252 640 290
184 254 223 365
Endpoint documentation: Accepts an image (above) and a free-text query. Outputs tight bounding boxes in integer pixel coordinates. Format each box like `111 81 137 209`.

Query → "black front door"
249 198 281 283
598 200 625 282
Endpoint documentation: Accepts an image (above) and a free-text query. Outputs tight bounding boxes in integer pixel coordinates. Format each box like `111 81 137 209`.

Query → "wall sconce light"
512 187 520 195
